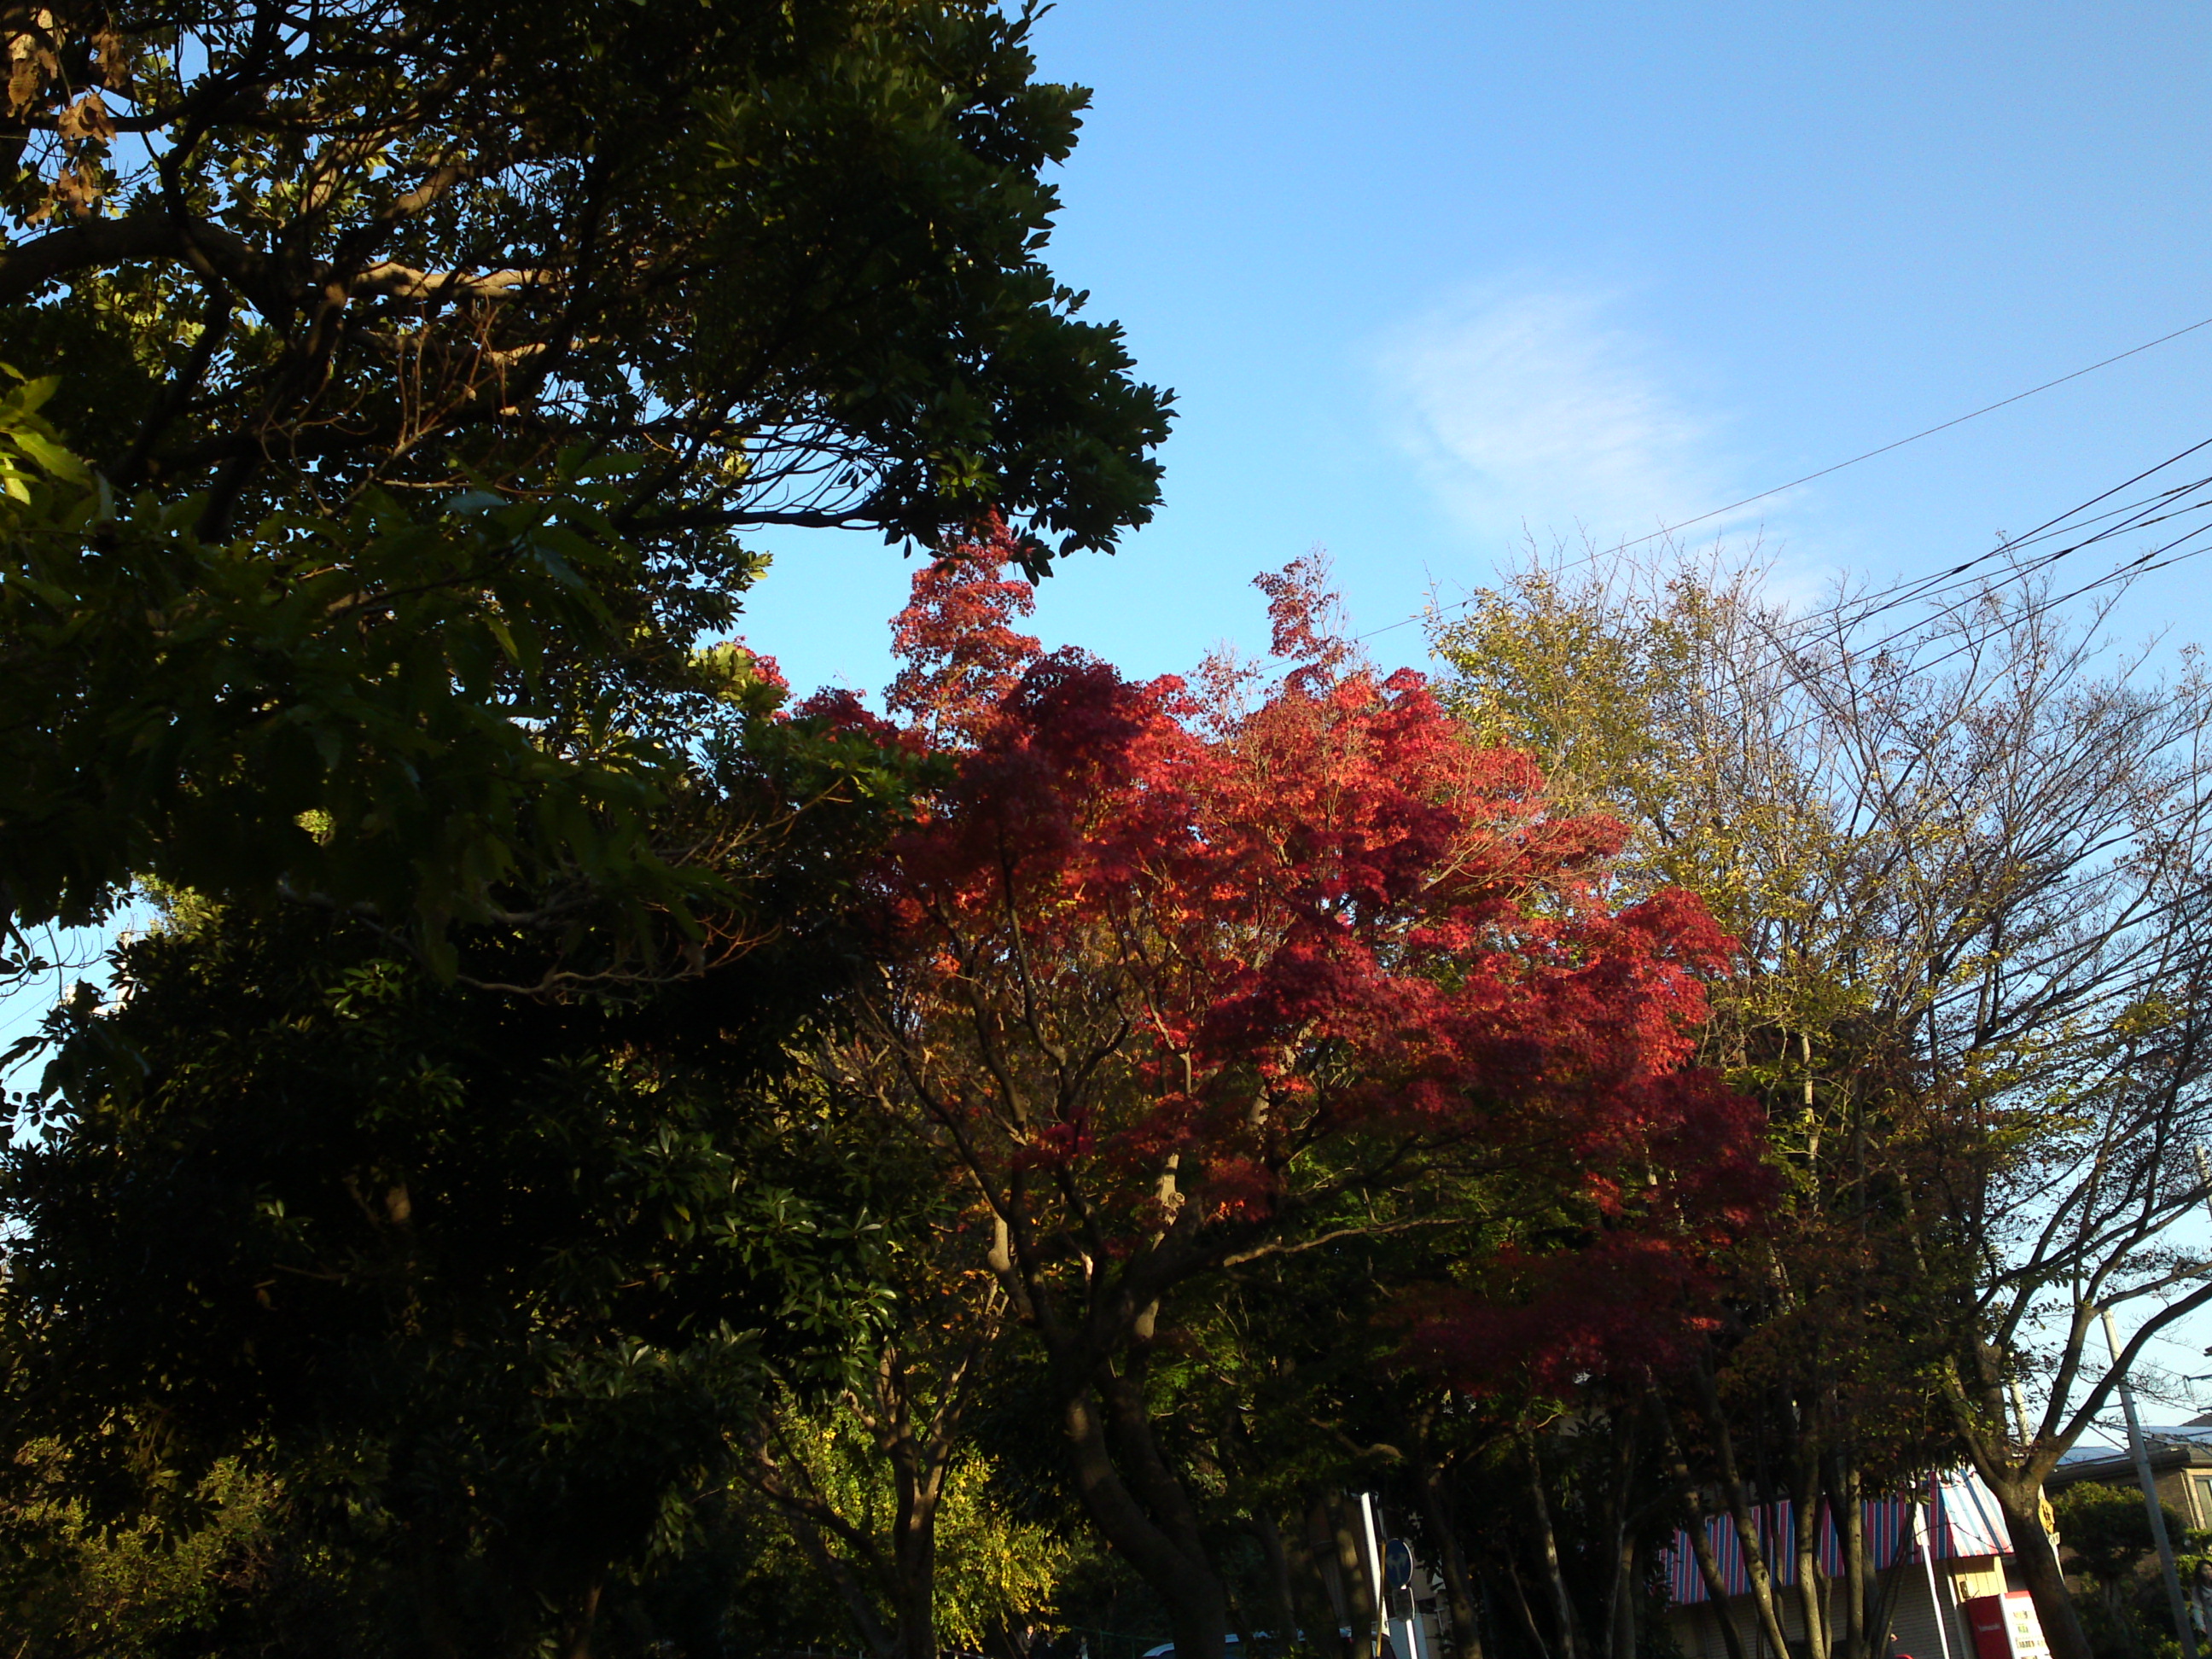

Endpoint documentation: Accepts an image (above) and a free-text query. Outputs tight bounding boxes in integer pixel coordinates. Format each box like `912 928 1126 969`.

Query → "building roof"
2048 1431 2212 1488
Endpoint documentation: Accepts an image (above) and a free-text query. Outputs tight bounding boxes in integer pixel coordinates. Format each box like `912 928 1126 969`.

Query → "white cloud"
1376 282 1749 553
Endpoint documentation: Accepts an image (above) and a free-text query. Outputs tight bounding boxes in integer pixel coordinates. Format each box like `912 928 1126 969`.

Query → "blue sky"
739 0 2212 1429
743 0 2212 696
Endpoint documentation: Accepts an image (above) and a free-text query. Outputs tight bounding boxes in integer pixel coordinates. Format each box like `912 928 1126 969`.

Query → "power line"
1849 461 2212 662
1379 436 2212 685
1356 312 2212 646
1837 442 2212 651
1347 433 2212 958
1617 316 2212 549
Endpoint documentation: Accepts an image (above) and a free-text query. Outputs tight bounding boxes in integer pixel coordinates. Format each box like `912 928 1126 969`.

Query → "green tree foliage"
0 1451 334 1655
2053 1481 2186 1602
744 1408 1071 1652
1430 551 2212 1659
2052 1481 2196 1659
0 0 1169 963
1 374 754 979
0 888 902 1650
1 0 1168 557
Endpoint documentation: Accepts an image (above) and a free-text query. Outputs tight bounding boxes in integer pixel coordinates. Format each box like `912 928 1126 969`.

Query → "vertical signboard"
1964 1592 2051 1659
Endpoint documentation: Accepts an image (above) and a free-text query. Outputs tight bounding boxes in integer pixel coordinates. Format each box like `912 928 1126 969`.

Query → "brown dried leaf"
51 156 102 218
91 28 131 92
57 89 114 144
6 52 44 119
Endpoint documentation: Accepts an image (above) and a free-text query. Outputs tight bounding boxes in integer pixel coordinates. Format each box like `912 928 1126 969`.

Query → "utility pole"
2100 1305 2199 1659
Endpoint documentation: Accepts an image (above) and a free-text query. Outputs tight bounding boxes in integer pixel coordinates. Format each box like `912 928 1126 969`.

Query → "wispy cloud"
1376 282 1749 554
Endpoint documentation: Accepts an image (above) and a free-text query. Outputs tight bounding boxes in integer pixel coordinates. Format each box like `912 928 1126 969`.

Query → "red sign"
1964 1592 2050 1659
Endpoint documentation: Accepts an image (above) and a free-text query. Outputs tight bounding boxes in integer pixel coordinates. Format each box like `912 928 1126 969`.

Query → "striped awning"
1662 1471 2014 1606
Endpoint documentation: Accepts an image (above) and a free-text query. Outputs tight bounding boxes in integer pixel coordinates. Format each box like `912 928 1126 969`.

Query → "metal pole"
2194 1146 2212 1647
2100 1305 2200 1659
1915 1495 1958 1659
1360 1494 1387 1659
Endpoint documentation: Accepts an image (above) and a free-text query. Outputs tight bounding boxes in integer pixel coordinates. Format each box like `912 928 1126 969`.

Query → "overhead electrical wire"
1383 445 2212 709
1343 417 2212 969
1604 314 2212 553
1838 443 2212 650
1400 439 2212 655
1356 442 2212 700
1348 313 2212 649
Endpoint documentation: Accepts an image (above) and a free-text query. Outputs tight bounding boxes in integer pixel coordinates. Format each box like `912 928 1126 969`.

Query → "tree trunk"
1610 1538 1639 1659
1059 1380 1231 1659
1308 1496 1353 1658
1523 1435 1581 1659
1244 1511 1302 1659
1599 1410 1645 1659
1866 1508 1923 1659
1988 1476 2091 1659
561 1580 603 1659
1824 1451 1866 1659
1679 1511 1749 1659
1331 1493 1382 1659
1408 1444 1484 1659
886 1398 945 1659
1654 1382 1752 1659
1500 1557 1556 1659
1793 1453 1829 1659
1685 1366 1796 1659
894 1518 940 1659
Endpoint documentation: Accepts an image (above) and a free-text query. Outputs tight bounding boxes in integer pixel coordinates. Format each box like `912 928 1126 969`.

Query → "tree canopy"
800 545 1768 1659
2 0 1170 978
3 0 1169 560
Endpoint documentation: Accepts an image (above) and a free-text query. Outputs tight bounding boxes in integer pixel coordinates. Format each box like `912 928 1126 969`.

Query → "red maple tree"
815 532 1768 1659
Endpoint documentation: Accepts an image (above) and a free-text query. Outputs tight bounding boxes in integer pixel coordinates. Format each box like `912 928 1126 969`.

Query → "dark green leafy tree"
0 890 905 1655
0 657 918 1655
2051 1482 2194 1659
0 378 761 987
1 0 1167 555
0 6 1183 1650
0 0 1168 970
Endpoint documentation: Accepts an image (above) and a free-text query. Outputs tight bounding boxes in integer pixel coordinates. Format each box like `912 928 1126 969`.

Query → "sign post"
1382 1539 1424 1659
1359 1495 1387 1659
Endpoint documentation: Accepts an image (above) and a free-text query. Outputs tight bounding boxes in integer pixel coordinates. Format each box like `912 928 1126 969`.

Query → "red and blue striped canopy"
1662 1471 2013 1606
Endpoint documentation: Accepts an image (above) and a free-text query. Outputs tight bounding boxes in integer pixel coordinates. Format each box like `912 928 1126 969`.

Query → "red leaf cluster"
855 539 1771 1387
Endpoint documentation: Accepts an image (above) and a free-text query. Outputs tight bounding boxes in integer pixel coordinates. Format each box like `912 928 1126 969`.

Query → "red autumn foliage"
841 537 1771 1401
818 537 1773 1652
